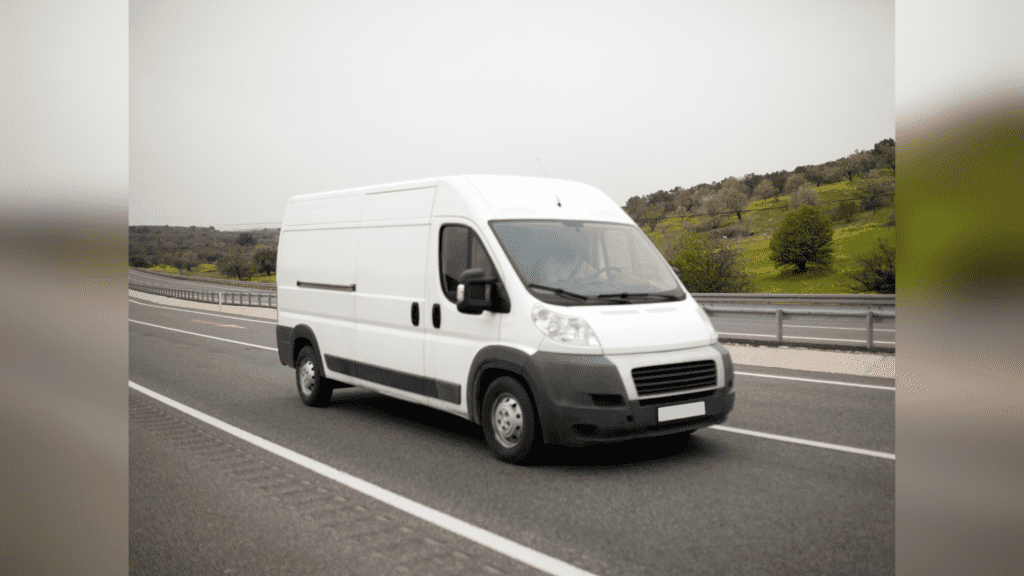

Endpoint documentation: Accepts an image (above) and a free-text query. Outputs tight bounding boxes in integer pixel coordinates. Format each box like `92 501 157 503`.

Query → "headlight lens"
531 304 600 346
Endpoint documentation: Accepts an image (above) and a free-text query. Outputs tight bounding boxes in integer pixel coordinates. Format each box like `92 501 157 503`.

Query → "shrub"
720 221 750 239
856 170 895 211
217 247 253 280
768 205 834 273
670 231 752 293
846 237 895 293
790 183 819 207
830 200 859 224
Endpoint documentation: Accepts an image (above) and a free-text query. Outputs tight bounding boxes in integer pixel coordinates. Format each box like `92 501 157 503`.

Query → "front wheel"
482 377 541 464
295 345 332 407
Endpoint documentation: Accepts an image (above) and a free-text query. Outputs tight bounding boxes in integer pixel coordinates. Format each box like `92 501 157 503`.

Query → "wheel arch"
467 345 536 425
289 324 320 367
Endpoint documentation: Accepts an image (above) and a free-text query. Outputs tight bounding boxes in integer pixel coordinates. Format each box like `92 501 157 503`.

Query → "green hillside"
647 179 895 293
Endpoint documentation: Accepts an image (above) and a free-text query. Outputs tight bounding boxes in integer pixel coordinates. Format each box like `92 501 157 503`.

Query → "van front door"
424 221 502 410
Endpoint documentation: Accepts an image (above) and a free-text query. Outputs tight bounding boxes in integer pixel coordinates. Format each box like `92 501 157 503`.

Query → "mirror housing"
457 268 497 314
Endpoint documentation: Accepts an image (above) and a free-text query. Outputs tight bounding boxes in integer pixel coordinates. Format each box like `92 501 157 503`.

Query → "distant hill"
129 225 279 274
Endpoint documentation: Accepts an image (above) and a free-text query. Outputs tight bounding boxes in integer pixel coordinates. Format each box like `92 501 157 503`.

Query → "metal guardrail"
128 276 895 350
131 267 277 290
129 282 277 308
693 293 894 309
702 304 895 350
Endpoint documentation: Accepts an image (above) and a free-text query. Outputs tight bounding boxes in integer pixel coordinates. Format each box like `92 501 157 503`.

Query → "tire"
295 345 332 407
482 376 541 464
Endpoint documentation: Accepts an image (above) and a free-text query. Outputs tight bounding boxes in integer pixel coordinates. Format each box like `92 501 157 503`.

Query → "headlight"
531 304 600 346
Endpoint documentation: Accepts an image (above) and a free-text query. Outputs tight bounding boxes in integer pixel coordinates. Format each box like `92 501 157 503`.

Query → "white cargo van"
275 175 734 463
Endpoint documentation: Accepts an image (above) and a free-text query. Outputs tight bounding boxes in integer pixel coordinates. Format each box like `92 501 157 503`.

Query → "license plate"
658 401 706 422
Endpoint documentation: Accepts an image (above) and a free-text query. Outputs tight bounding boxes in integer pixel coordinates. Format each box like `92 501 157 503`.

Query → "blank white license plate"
658 401 706 422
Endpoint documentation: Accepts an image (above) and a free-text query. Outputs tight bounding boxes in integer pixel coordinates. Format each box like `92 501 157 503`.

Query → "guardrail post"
867 310 874 350
219 292 223 312
776 309 784 344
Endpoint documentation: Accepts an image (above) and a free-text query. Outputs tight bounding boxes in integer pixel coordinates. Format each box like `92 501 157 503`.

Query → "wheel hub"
299 360 316 395
491 394 523 449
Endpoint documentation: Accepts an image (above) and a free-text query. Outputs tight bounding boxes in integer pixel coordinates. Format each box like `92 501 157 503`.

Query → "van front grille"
632 360 717 396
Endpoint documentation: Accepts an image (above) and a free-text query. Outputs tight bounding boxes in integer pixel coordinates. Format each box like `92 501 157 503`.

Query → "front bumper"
539 386 734 447
523 345 735 447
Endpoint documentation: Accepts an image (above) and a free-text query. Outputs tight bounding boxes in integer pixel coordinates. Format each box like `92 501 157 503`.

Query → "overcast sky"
127 0 896 229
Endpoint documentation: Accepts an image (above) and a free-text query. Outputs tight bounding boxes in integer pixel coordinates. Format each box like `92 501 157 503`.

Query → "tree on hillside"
783 172 807 197
769 205 834 273
719 185 748 221
846 237 895 293
237 231 257 247
752 178 776 200
252 246 278 276
676 188 697 213
702 196 728 229
741 173 762 192
649 189 673 205
767 171 789 197
872 138 896 170
217 247 253 280
856 169 895 211
129 246 150 268
172 250 198 272
839 151 874 181
790 182 820 207
624 196 647 224
830 200 859 224
670 232 751 293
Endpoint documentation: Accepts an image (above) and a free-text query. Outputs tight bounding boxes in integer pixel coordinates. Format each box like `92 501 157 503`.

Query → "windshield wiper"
526 283 589 301
596 292 680 302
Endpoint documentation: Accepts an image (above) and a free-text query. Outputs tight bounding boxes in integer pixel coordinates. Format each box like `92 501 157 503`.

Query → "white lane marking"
709 425 895 460
192 319 247 329
735 371 895 391
718 332 895 345
129 319 276 351
129 298 277 325
128 381 601 576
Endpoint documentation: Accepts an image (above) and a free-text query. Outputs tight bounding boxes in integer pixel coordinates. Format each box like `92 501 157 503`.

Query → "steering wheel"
570 261 625 281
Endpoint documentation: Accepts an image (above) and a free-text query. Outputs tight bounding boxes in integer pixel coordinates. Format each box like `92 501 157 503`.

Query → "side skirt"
324 354 461 404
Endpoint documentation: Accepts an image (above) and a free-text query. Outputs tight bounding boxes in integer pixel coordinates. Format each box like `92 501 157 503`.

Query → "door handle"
411 302 419 326
432 303 441 329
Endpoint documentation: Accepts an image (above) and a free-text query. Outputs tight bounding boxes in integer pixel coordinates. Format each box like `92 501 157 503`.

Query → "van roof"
286 175 632 225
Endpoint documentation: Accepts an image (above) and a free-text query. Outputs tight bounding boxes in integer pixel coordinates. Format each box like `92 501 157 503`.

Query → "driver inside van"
539 244 596 286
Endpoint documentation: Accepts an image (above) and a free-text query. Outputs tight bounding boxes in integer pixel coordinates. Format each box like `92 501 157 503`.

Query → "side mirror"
457 268 496 314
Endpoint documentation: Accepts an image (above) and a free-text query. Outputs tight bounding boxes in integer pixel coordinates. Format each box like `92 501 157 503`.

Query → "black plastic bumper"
538 386 734 447
523 345 735 447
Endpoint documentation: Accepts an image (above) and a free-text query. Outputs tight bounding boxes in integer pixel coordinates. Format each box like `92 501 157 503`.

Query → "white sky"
125 0 896 229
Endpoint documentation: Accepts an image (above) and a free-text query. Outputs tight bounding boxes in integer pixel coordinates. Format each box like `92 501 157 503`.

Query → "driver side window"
439 225 496 303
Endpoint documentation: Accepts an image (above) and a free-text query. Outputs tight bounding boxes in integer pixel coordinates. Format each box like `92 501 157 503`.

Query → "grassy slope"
651 180 895 293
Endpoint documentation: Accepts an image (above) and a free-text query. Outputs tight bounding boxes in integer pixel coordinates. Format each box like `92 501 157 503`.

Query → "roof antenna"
555 195 562 207
536 157 548 178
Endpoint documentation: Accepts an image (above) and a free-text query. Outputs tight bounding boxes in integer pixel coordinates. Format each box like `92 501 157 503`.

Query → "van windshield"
490 220 685 305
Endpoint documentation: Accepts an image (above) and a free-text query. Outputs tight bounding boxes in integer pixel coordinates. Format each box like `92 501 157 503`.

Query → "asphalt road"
128 269 895 350
129 297 894 575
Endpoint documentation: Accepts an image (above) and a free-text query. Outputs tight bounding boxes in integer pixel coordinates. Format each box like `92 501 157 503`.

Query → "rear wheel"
482 377 540 464
296 345 332 407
